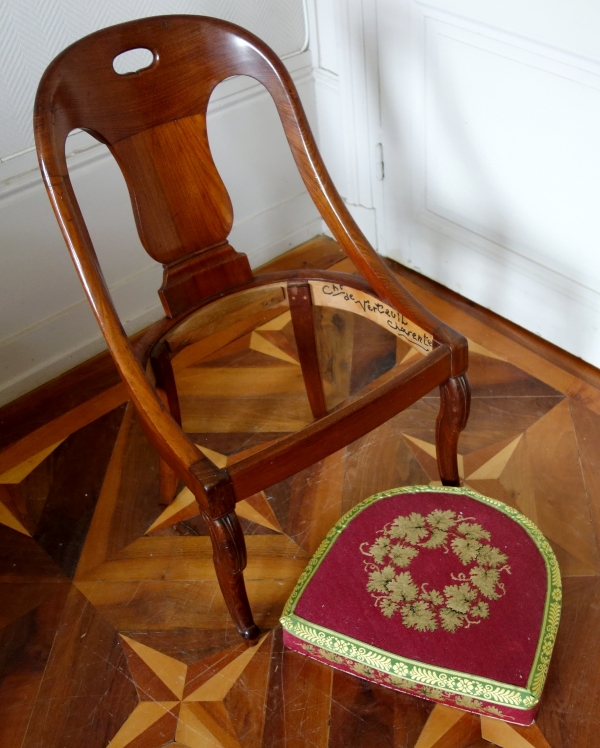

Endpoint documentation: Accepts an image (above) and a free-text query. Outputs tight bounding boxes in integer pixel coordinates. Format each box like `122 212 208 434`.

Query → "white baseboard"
387 214 600 368
0 263 164 406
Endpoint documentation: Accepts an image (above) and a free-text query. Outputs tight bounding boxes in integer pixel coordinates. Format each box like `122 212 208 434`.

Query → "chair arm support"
32 164 231 514
259 57 468 376
228 345 451 499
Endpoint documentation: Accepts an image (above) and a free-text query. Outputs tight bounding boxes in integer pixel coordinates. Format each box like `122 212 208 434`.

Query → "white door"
375 0 600 366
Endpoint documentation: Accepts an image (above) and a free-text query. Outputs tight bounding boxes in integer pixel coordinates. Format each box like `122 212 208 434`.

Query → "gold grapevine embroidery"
362 509 511 632
283 487 560 707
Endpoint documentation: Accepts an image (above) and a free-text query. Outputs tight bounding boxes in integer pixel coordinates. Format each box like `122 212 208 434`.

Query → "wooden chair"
34 15 470 643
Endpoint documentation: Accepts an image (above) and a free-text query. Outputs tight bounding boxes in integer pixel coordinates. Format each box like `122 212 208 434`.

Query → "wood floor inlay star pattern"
1 241 599 747
109 634 271 747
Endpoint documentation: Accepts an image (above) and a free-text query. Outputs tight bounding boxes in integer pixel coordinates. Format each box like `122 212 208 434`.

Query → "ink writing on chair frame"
318 282 433 353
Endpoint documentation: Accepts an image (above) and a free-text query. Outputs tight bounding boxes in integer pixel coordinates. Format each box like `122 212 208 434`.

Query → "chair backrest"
36 16 320 316
35 16 281 263
35 15 459 357
35 15 345 316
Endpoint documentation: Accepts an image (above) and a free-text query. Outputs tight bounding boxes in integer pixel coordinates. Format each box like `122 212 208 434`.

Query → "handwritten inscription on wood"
309 281 433 353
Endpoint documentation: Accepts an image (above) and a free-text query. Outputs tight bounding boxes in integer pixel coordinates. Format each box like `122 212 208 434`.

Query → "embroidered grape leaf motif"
361 509 510 632
401 601 437 632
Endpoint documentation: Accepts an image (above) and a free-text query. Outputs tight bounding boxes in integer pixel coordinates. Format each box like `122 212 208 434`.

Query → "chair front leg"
206 509 260 643
436 374 471 487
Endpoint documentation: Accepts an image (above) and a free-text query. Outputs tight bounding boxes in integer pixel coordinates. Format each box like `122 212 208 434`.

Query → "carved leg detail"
436 374 471 487
206 510 260 643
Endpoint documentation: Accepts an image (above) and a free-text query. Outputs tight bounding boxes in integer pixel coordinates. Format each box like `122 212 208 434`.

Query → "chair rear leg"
436 374 471 487
151 341 182 505
206 509 260 643
150 340 182 425
158 456 179 506
289 281 328 419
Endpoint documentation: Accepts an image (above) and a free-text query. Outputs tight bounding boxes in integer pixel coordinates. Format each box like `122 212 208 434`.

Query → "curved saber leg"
436 374 471 487
206 510 260 643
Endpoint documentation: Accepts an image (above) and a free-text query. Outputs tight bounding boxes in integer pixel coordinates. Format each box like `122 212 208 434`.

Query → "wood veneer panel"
569 399 600 557
341 419 430 515
76 535 308 582
255 328 300 365
391 692 434 748
462 433 523 479
0 384 127 478
180 392 314 434
278 648 332 748
223 632 273 748
499 399 599 575
119 628 241 667
0 582 58 630
258 235 345 274
121 636 183 701
466 353 562 399
196 333 285 368
0 582 71 748
167 290 286 358
0 525 65 582
33 406 125 578
122 705 180 748
73 405 164 578
284 449 346 556
349 314 397 393
75 404 136 577
481 717 551 748
22 586 138 748
314 306 354 411
74 579 296 631
329 669 396 748
175 365 309 397
452 396 565 455
535 576 600 748
0 349 125 453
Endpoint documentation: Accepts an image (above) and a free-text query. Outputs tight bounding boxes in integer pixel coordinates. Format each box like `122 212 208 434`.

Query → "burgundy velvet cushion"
281 486 561 726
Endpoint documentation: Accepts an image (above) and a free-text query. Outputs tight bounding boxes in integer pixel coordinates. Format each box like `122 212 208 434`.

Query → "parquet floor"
1 238 599 747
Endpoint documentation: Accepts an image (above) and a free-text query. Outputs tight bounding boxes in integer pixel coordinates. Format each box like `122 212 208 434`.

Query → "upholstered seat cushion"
280 486 561 726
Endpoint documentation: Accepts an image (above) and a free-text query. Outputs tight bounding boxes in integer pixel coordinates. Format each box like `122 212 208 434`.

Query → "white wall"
312 0 600 368
0 0 320 405
306 0 383 249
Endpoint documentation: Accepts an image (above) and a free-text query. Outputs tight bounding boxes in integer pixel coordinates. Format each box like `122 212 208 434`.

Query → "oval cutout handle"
113 47 154 75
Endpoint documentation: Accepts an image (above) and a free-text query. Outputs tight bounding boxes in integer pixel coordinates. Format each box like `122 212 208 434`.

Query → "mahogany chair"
34 15 470 643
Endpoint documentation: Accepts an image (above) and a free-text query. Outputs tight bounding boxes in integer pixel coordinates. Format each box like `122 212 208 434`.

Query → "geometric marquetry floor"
1 238 600 747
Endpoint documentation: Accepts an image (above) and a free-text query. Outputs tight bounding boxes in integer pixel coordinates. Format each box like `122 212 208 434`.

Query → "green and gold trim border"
280 485 561 711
